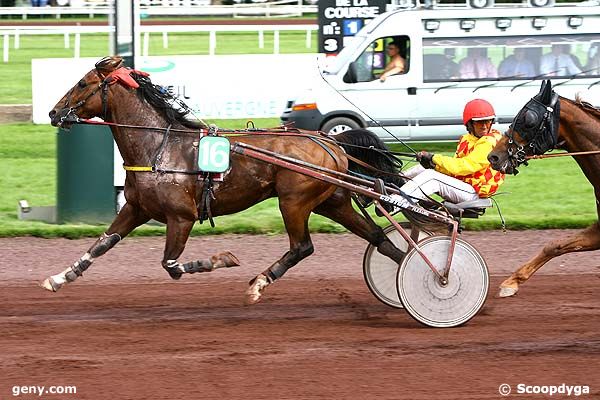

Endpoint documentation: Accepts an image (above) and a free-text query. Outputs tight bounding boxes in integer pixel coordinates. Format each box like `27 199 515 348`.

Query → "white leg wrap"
41 252 94 292
166 259 186 273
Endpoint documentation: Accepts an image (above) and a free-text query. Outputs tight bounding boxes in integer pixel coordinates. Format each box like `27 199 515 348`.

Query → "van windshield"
423 34 600 82
323 33 369 74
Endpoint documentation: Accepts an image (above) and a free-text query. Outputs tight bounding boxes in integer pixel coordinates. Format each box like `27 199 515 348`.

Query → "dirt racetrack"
1 229 599 399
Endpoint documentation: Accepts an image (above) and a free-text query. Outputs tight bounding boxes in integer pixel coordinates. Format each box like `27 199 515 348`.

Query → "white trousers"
400 165 479 204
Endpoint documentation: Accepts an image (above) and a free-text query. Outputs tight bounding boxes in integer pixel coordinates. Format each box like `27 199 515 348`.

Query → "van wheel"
321 117 360 135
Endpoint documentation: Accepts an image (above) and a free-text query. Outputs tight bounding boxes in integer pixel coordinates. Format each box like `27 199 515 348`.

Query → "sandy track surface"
1 230 599 399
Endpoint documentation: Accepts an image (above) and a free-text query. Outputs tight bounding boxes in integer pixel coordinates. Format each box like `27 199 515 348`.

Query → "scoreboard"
318 0 387 54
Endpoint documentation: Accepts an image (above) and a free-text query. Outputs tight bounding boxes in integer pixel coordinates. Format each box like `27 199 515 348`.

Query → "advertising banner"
32 54 323 124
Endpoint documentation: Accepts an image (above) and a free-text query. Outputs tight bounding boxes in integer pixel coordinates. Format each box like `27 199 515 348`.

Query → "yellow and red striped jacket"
431 129 505 197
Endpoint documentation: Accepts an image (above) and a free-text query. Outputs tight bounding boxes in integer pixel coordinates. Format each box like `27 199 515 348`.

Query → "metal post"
108 6 115 55
64 32 69 49
162 31 168 49
209 30 216 55
74 33 80 58
114 0 139 67
274 30 279 54
306 29 311 49
14 32 19 49
3 34 8 63
258 29 264 49
143 31 149 56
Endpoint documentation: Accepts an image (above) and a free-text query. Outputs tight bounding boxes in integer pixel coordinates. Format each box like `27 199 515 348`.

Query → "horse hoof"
498 286 518 298
211 251 241 269
163 266 182 280
40 277 60 292
168 271 182 280
245 274 269 305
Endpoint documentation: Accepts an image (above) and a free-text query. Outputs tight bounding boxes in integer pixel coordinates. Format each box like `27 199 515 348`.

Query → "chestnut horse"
44 56 407 304
488 80 600 297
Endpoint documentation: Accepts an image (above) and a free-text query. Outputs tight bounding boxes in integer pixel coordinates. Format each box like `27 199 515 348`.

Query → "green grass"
0 121 597 237
0 119 347 238
1 24 597 236
1 31 318 104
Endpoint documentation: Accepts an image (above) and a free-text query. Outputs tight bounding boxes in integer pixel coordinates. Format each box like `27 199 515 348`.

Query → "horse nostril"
488 154 498 164
49 110 56 119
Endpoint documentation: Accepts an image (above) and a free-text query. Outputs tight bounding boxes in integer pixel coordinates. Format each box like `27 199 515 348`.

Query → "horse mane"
131 72 208 130
570 94 600 120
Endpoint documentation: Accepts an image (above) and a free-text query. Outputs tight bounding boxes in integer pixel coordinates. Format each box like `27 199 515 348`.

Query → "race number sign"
198 136 230 173
318 0 386 55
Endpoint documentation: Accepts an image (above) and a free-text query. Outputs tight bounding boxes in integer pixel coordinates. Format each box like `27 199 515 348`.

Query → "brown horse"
44 56 407 304
488 80 600 297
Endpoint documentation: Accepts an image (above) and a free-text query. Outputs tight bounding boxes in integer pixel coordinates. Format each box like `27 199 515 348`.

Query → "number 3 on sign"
198 136 230 173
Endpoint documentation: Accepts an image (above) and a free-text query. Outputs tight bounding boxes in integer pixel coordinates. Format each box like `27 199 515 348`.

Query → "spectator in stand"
498 48 536 78
459 48 498 79
442 48 460 79
539 44 582 77
562 44 584 71
585 43 600 76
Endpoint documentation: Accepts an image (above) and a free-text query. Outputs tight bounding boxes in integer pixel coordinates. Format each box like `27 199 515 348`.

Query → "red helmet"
463 99 496 125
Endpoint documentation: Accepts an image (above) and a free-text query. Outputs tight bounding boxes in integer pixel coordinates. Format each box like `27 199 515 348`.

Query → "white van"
281 2 600 141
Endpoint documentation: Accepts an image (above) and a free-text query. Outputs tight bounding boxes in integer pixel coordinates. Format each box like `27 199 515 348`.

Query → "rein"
527 150 600 160
75 118 408 177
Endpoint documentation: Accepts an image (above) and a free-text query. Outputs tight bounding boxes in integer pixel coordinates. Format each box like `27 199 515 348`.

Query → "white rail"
0 3 316 19
0 24 318 62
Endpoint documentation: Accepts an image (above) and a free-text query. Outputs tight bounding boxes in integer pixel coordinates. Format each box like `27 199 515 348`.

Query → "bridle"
59 67 138 127
505 92 560 167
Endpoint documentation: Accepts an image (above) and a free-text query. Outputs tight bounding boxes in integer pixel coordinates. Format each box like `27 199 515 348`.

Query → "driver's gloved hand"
416 151 436 169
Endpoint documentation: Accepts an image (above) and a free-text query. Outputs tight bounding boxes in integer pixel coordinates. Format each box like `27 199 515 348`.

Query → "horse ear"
95 56 124 74
537 79 552 105
538 79 548 95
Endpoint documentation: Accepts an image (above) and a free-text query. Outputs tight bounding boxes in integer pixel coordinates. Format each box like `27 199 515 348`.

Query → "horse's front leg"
41 203 149 292
499 222 600 297
161 217 239 280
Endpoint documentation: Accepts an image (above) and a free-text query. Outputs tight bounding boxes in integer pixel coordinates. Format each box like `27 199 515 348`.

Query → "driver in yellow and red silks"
397 99 506 204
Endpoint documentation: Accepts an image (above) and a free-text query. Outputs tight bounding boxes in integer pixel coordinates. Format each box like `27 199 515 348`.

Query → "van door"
337 35 419 142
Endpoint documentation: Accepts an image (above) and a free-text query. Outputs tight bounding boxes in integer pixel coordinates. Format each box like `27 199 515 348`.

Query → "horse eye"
77 80 87 89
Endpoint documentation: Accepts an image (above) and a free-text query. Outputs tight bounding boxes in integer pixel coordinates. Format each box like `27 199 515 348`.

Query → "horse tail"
332 129 446 234
332 129 405 189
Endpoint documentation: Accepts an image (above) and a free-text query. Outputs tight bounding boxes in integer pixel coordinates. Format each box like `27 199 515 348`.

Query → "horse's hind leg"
41 203 150 292
246 200 316 305
314 191 406 265
161 217 240 281
499 222 600 297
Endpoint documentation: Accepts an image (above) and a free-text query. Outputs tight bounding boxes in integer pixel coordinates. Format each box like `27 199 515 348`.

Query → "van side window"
586 43 600 76
423 34 600 83
344 36 410 83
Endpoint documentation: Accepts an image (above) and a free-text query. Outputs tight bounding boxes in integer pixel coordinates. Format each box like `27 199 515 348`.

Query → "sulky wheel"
363 223 430 309
397 236 489 328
